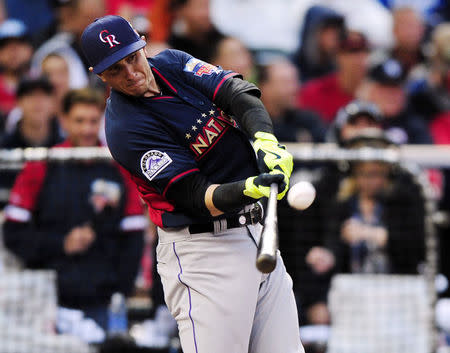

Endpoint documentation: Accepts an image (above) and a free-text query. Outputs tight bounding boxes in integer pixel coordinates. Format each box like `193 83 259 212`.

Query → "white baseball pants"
156 223 305 353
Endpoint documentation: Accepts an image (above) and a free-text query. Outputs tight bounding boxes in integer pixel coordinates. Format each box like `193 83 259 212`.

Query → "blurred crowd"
0 0 449 350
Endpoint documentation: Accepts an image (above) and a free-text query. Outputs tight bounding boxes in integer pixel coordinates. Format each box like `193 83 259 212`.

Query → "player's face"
99 49 156 97
61 103 102 147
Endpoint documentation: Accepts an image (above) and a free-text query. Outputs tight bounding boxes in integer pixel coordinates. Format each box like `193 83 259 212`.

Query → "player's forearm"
167 173 253 217
205 181 255 217
231 93 273 138
214 78 273 139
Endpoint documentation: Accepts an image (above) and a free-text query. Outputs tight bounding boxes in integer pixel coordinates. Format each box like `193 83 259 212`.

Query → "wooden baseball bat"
256 183 278 273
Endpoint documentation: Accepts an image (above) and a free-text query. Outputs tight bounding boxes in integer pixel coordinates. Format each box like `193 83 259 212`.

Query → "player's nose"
123 64 137 81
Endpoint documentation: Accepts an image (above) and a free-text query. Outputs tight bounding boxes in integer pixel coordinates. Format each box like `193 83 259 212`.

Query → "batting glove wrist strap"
252 132 294 180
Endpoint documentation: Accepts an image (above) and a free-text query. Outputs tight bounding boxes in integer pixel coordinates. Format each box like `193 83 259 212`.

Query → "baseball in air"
287 181 316 210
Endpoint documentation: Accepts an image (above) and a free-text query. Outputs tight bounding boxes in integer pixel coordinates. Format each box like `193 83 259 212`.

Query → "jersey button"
199 101 205 105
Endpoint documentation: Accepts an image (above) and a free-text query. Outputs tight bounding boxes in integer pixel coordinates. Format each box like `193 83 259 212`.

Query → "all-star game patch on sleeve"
168 49 241 102
105 93 200 198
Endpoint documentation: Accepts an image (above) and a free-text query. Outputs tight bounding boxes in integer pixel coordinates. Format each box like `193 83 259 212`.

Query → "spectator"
167 0 224 61
291 5 345 82
0 76 61 209
357 58 433 144
311 132 425 275
258 58 326 143
409 23 450 121
391 7 426 75
4 0 55 48
375 0 450 28
1 76 60 148
210 36 255 82
32 0 106 90
305 130 425 321
41 53 71 117
327 99 383 144
3 88 146 330
298 30 370 125
372 7 426 77
281 101 384 326
315 0 394 49
0 19 33 123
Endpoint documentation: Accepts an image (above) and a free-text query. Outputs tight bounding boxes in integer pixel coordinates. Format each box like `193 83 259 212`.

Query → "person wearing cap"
328 99 383 145
0 76 62 208
0 19 33 121
81 15 303 353
298 30 370 124
289 100 383 326
0 76 61 148
309 129 425 277
3 88 145 331
357 58 432 144
303 129 425 324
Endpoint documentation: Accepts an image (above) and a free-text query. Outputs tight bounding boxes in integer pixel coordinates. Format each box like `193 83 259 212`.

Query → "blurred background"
0 0 449 352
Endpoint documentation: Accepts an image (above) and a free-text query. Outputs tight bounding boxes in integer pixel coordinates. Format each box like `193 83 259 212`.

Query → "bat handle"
256 183 278 273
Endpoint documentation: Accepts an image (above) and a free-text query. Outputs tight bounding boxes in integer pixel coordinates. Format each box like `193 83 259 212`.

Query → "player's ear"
89 66 105 82
96 72 107 83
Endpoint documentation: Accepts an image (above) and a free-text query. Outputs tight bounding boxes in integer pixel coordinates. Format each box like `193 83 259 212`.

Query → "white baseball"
287 181 316 210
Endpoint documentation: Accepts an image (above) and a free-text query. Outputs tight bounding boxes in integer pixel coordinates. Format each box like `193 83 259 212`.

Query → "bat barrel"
256 183 278 273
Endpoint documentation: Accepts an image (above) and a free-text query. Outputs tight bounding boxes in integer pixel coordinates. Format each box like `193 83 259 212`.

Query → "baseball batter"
81 15 304 353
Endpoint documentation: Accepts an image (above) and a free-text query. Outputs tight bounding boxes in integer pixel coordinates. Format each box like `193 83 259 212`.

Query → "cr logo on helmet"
99 29 120 48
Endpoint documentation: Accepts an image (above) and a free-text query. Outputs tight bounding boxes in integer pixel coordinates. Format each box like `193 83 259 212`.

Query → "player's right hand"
243 171 288 200
252 132 293 179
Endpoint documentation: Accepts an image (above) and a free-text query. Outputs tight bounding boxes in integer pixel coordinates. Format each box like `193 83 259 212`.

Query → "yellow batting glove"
252 132 293 179
243 171 289 201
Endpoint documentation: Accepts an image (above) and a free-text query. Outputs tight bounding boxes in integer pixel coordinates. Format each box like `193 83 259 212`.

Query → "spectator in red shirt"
3 88 145 330
298 31 370 125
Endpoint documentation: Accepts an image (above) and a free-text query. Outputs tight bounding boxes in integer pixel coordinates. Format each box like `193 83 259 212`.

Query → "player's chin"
124 84 146 97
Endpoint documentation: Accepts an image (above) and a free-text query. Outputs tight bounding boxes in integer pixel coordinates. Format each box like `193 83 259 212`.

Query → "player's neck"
143 79 162 98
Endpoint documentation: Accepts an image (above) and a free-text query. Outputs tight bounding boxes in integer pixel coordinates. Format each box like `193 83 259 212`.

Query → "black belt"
188 203 263 234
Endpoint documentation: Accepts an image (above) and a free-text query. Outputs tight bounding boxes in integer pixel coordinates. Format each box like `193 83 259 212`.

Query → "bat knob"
256 254 277 273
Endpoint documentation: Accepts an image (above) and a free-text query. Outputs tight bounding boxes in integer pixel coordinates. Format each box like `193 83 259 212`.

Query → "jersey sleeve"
169 49 242 103
106 102 200 197
135 131 199 196
5 161 47 222
117 165 149 232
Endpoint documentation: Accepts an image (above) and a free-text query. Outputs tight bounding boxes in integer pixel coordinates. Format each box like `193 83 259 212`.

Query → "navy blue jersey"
105 49 259 227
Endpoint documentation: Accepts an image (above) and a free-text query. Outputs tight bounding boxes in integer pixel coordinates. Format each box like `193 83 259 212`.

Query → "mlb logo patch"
140 150 172 181
184 58 222 77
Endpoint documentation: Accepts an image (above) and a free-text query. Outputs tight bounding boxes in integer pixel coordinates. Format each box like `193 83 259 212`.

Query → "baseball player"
81 15 304 353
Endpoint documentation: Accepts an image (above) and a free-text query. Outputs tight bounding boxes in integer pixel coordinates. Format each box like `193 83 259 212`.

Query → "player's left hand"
243 170 289 201
252 132 293 179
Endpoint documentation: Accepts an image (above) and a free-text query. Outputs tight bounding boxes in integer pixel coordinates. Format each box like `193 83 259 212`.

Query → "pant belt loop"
213 218 228 234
